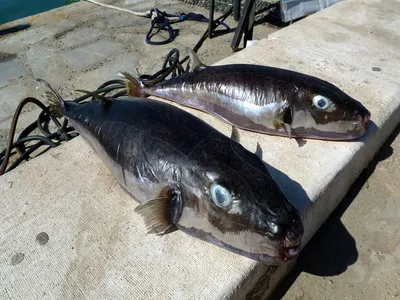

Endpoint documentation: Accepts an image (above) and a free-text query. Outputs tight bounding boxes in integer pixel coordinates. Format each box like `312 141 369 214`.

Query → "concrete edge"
259 102 400 299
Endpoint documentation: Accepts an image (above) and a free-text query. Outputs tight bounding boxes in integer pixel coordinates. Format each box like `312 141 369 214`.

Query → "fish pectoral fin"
186 47 207 72
273 121 293 139
255 142 263 159
134 188 183 235
134 196 173 235
230 125 240 143
283 123 293 139
118 71 145 97
274 104 293 138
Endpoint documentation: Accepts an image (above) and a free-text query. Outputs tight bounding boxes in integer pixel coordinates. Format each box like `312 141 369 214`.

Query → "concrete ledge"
1 0 400 299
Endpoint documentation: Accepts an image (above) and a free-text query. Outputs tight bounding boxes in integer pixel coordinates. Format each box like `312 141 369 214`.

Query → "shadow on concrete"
255 142 312 212
269 123 400 299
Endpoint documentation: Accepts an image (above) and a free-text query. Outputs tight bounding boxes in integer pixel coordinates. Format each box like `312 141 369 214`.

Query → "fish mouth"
355 113 370 128
352 113 370 136
280 237 302 261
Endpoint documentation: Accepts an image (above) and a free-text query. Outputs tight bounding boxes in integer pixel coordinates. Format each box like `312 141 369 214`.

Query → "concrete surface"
272 124 400 300
210 1 400 293
1 0 400 300
1 138 262 300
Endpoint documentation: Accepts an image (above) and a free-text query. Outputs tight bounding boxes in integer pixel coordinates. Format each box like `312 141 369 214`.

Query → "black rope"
139 7 232 86
0 7 233 176
0 79 127 176
144 8 229 45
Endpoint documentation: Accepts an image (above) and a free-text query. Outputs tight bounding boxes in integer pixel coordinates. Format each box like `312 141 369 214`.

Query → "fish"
38 79 304 265
120 49 371 141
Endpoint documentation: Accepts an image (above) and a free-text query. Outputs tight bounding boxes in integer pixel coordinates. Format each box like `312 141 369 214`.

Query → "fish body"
123 52 371 140
41 80 304 265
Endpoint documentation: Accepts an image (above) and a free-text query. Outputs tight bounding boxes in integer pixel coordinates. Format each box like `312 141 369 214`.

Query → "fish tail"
118 71 146 97
36 79 66 118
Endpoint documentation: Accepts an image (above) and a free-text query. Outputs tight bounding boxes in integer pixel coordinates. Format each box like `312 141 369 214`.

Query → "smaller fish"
38 79 304 265
120 49 371 141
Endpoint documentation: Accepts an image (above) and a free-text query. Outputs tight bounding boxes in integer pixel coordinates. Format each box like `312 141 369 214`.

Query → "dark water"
0 0 78 25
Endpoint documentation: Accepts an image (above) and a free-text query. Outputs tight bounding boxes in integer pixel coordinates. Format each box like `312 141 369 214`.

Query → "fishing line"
138 7 233 86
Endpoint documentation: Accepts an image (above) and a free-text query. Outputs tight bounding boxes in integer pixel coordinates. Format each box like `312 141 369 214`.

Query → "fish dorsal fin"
187 47 206 72
134 188 183 235
230 125 240 143
255 142 263 159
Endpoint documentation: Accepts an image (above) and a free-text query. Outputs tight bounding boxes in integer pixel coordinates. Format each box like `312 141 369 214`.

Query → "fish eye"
210 183 233 208
312 95 331 110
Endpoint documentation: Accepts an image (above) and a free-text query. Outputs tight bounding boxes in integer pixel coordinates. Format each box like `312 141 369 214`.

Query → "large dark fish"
121 50 371 140
39 79 304 265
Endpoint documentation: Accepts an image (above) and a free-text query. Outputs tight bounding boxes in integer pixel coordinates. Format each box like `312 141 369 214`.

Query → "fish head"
292 79 371 140
176 154 304 265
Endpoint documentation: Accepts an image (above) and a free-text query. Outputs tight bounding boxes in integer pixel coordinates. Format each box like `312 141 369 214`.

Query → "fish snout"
281 236 302 261
353 112 370 131
362 112 371 127
280 224 303 261
359 107 371 127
